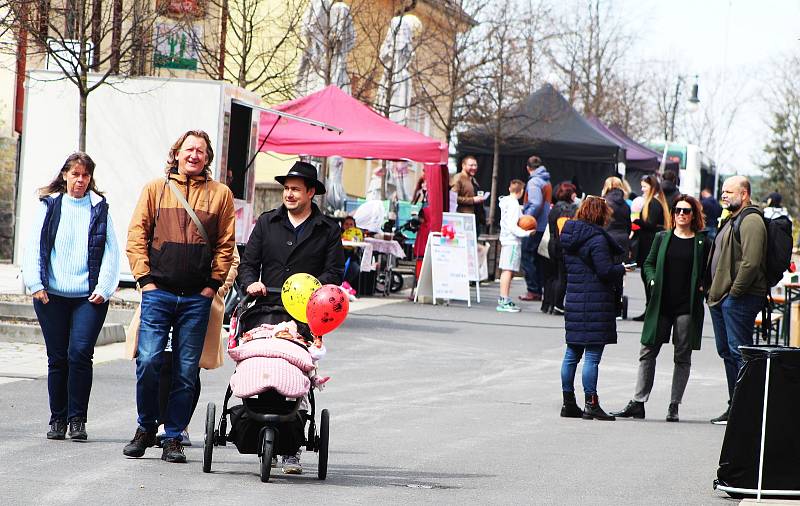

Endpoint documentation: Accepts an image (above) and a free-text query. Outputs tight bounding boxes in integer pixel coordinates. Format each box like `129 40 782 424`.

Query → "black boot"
560 392 583 418
582 393 615 421
666 402 679 422
610 400 645 419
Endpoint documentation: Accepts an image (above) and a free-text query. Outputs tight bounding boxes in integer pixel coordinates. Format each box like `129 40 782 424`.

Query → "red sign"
160 0 204 18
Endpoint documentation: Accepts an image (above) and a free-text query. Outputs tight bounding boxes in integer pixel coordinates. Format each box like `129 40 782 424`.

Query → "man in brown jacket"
451 155 487 234
123 130 236 463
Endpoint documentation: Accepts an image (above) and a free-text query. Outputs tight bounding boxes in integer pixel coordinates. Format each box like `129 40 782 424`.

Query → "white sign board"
442 212 479 281
414 232 470 305
46 39 94 72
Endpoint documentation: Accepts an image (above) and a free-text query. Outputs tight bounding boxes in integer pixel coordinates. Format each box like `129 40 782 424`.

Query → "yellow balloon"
281 273 321 323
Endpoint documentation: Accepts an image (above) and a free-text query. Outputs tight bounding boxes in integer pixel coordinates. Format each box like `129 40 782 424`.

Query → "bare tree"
412 0 484 146
468 0 525 232
646 67 691 142
346 0 446 198
188 0 304 102
546 0 643 128
759 54 800 214
684 73 744 170
0 0 166 150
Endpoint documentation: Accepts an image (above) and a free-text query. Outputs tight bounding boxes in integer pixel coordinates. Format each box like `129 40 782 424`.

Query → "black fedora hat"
275 161 326 195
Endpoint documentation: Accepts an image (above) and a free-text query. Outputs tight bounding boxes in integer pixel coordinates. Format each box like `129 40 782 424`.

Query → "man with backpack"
706 176 767 425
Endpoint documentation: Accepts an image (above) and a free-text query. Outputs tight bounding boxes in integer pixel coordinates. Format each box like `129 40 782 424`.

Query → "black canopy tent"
458 84 622 198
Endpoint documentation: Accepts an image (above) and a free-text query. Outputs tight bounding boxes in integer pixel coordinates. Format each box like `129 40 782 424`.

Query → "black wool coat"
238 204 345 307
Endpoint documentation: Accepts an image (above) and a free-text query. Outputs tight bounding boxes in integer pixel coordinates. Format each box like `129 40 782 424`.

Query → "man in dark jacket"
519 155 551 301
662 170 680 209
701 188 722 240
238 161 344 474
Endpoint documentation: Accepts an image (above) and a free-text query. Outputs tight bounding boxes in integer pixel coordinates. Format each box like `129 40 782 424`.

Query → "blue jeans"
521 231 544 294
709 293 764 400
34 294 109 423
135 289 212 439
561 344 605 395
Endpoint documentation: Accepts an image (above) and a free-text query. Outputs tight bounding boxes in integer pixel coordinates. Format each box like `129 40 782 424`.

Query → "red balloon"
306 285 350 336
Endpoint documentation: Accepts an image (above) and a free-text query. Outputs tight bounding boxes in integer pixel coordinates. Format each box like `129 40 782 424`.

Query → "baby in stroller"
227 317 327 474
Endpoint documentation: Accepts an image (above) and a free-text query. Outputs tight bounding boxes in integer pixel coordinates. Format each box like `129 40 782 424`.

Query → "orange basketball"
518 215 537 231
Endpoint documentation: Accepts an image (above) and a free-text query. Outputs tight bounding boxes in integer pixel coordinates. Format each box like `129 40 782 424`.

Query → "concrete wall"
0 137 17 260
253 181 284 217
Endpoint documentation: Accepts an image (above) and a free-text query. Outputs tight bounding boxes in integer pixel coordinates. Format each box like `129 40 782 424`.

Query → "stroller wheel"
390 272 404 293
260 427 275 483
203 402 216 473
317 409 330 480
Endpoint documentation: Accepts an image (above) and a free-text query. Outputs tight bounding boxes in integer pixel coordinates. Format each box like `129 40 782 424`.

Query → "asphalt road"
0 277 741 505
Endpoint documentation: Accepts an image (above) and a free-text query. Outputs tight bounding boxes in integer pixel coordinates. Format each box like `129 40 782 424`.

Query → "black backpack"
733 207 793 287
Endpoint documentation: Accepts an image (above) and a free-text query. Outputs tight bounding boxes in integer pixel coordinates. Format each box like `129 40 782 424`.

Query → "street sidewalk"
0 261 409 384
0 262 24 295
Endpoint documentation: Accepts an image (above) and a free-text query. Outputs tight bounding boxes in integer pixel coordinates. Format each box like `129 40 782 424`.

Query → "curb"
0 302 135 325
0 322 126 345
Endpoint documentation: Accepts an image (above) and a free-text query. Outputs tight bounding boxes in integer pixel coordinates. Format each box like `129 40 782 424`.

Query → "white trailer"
15 70 262 283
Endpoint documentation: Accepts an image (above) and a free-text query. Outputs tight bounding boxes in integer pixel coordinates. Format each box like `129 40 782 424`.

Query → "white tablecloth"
363 237 406 259
343 241 374 272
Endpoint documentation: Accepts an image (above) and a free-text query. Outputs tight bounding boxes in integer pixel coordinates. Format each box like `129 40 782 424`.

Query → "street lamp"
687 76 700 113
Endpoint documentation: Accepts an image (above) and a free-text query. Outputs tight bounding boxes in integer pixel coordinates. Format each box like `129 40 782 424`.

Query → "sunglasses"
673 207 693 215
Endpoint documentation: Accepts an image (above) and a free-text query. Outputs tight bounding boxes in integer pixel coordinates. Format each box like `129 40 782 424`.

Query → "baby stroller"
202 295 329 483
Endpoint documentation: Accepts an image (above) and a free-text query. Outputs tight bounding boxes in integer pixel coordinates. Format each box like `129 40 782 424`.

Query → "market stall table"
364 237 406 296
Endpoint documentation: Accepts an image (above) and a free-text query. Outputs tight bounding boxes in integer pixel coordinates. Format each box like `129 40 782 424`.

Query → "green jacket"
706 205 768 307
641 230 710 350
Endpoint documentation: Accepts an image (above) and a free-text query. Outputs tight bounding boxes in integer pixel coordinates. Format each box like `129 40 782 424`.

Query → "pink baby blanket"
228 337 315 399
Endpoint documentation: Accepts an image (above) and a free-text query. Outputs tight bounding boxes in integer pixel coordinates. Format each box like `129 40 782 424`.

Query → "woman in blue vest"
22 152 119 441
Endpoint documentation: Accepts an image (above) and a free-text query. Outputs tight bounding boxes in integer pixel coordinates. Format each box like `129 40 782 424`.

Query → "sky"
616 0 800 175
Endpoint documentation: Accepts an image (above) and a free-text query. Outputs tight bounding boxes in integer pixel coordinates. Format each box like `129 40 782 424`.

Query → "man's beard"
727 200 742 213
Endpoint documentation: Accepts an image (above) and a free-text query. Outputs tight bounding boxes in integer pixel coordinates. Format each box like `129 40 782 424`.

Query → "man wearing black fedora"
238 160 344 474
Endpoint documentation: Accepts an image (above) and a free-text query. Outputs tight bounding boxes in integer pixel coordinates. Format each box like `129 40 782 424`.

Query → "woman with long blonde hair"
632 174 671 320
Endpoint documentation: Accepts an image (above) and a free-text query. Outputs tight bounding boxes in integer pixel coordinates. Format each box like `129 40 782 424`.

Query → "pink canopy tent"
257 84 449 237
257 85 448 164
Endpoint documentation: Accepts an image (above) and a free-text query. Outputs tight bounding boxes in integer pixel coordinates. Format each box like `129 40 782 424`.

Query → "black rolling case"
715 346 800 499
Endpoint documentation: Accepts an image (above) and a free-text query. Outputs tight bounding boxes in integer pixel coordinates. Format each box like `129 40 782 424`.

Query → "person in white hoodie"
497 179 535 312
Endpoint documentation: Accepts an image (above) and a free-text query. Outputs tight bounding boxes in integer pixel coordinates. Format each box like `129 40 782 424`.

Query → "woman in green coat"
611 195 711 422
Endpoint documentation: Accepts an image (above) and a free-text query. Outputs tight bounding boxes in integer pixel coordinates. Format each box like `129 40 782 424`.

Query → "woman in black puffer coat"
558 196 625 421
543 182 578 314
602 177 631 263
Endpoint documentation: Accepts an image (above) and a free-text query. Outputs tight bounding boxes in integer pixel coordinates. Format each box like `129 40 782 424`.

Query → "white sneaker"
281 453 303 474
180 430 192 446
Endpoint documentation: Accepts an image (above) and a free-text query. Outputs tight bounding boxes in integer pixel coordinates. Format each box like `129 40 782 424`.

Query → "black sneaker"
161 437 187 463
47 421 67 440
123 428 157 457
710 407 729 425
68 420 87 440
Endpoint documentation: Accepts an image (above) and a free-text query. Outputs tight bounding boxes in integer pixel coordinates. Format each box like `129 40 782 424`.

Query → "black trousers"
158 351 201 429
541 257 557 309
